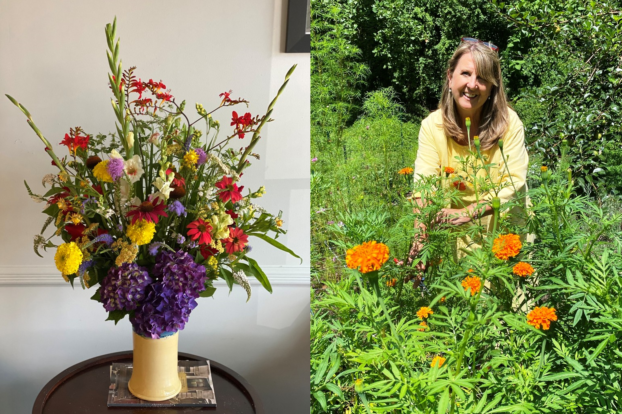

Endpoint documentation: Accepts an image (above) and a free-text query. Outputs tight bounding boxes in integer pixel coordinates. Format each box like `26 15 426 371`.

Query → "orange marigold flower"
431 355 446 368
345 241 390 274
417 306 433 319
461 275 482 296
418 321 427 331
527 306 557 330
444 166 455 174
398 167 414 175
440 296 446 303
492 233 522 260
386 278 397 287
541 166 548 173
513 262 534 277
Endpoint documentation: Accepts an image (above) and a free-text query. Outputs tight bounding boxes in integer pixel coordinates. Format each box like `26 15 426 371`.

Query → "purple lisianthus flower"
107 157 125 181
167 200 186 217
92 233 114 246
100 263 152 312
153 250 207 299
130 283 197 339
195 148 207 165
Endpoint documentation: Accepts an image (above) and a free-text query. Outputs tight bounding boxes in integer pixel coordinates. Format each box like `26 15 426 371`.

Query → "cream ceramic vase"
128 331 182 401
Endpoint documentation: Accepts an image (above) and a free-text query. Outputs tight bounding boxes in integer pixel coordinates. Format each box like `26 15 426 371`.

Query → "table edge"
32 351 265 414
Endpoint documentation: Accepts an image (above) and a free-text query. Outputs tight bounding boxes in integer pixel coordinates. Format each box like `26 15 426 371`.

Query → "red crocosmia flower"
219 91 232 104
60 133 90 154
226 209 239 219
131 79 147 99
187 218 213 246
92 184 103 195
224 227 248 254
65 223 86 242
111 76 126 92
126 196 169 224
231 111 253 138
215 176 244 204
156 92 173 102
200 244 219 260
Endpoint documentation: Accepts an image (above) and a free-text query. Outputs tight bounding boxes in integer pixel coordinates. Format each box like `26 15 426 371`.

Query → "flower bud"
567 168 572 182
179 100 186 111
598 133 602 139
86 155 102 170
126 132 134 149
474 136 480 149
498 139 504 149
465 117 471 128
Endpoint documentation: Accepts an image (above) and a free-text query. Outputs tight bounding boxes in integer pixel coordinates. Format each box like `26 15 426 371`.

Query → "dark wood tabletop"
32 351 264 414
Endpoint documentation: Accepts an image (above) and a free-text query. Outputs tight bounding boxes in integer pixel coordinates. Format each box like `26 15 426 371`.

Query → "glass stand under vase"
128 330 182 401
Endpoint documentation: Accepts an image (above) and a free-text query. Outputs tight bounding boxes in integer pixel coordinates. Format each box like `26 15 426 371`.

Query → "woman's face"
447 52 493 119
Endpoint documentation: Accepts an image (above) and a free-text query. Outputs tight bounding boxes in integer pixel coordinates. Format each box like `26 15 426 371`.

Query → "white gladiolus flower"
124 155 144 184
110 149 123 159
153 177 173 200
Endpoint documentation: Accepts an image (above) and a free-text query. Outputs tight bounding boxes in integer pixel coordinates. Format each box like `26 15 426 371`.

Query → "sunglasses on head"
461 37 499 53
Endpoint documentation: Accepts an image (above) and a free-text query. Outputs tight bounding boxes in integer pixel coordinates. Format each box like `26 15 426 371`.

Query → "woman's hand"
407 222 427 272
436 208 472 226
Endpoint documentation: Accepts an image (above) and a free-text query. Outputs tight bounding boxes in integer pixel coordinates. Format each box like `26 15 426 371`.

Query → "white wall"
0 1 310 413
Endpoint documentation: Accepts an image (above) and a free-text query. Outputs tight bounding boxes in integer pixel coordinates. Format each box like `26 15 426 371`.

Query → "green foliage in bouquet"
311 142 622 413
8 18 299 334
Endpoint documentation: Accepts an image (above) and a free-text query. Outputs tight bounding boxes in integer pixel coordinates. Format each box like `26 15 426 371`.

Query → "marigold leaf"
312 391 327 411
323 383 343 398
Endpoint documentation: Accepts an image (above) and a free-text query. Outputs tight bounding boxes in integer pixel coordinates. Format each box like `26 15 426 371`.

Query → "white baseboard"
0 265 310 286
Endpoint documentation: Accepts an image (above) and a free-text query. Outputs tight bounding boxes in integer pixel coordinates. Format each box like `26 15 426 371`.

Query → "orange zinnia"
417 306 433 319
345 241 390 274
492 234 522 260
431 355 446 368
527 306 557 330
398 167 414 175
418 321 427 331
513 262 534 277
461 275 481 296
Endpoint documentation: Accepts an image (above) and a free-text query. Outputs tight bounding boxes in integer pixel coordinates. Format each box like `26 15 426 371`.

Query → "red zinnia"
215 176 244 204
48 186 71 205
126 196 168 224
187 218 213 246
64 223 86 241
226 209 239 219
224 227 248 254
200 244 219 260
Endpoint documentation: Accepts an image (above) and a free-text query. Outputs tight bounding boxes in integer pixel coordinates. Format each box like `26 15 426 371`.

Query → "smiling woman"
408 39 529 265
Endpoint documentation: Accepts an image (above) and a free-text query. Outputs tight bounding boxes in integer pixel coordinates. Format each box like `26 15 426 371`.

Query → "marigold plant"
398 167 414 175
345 241 390 274
418 321 427 331
444 166 455 174
527 306 557 330
431 355 446 368
492 233 522 260
513 262 534 277
461 275 482 296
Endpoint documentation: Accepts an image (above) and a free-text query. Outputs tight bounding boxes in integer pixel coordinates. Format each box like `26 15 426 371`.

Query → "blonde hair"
439 41 510 150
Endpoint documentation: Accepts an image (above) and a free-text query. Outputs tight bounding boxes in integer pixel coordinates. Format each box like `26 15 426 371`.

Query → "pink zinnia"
187 218 213 245
224 227 248 254
215 176 244 204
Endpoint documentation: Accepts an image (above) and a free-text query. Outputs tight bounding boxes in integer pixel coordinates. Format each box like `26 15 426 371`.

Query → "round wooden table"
32 351 264 413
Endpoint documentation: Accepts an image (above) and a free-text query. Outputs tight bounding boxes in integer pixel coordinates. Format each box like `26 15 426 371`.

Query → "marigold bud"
498 139 504 149
465 117 471 128
474 136 480 148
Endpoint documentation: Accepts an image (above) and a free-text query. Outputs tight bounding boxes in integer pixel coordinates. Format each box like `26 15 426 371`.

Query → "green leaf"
573 308 583 326
437 388 450 414
313 391 327 411
43 186 68 197
91 288 101 302
106 310 128 325
42 203 60 217
586 337 609 364
245 257 273 293
314 354 329 385
248 232 302 263
540 372 582 381
219 267 234 291
199 286 217 298
324 383 343 398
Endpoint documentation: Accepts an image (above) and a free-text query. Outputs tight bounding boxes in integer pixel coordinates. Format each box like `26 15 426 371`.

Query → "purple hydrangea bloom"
100 263 152 312
153 250 207 299
92 233 114 246
130 283 198 339
195 148 207 165
167 200 186 217
107 157 125 181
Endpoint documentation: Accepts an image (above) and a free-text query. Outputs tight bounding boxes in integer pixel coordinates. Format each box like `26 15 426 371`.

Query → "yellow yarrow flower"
93 160 113 183
54 242 83 278
126 219 156 246
183 150 199 167
207 256 218 272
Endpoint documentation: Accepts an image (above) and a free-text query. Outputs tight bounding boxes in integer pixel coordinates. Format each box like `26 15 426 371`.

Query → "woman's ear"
447 69 453 88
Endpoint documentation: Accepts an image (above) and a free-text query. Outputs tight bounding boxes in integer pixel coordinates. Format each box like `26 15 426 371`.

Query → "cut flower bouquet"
8 18 299 339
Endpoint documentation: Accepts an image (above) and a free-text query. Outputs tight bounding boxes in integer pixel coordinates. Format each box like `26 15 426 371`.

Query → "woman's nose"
466 76 478 89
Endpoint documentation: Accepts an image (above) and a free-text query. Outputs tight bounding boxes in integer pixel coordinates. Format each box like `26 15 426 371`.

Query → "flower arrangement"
8 18 300 339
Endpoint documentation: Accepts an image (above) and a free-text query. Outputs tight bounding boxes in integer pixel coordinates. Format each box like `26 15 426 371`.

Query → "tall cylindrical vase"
128 331 182 401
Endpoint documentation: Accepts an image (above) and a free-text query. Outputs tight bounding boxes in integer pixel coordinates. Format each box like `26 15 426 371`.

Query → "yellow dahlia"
461 275 482 296
93 160 113 183
398 167 414 175
527 306 557 330
345 241 390 274
431 355 446 368
126 219 156 246
513 262 534 277
492 234 522 260
54 242 83 277
417 306 433 319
